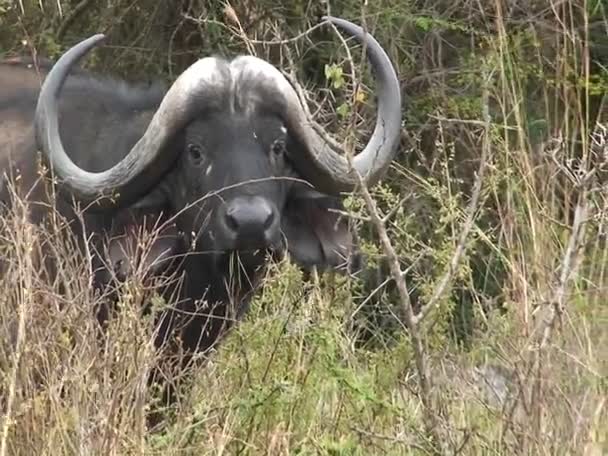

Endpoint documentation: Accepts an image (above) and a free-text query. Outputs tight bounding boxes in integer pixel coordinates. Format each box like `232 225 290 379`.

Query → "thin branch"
355 168 445 452
182 13 326 45
0 198 34 456
222 3 255 56
56 0 97 41
539 193 588 346
413 78 493 325
350 427 429 453
338 9 445 453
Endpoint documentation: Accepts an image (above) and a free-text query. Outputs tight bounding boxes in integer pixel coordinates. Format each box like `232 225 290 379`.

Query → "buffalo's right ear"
130 185 169 211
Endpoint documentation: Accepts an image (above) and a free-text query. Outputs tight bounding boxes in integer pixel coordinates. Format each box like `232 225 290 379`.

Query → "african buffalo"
0 16 401 406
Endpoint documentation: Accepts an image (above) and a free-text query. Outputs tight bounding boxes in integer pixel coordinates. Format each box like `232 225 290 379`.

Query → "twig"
350 427 429 453
279 36 346 153
184 12 328 46
355 169 445 452
334 8 445 452
222 3 255 56
349 250 427 326
540 195 588 346
56 0 97 41
529 186 589 437
0 198 34 456
428 114 518 130
413 77 493 325
528 113 597 439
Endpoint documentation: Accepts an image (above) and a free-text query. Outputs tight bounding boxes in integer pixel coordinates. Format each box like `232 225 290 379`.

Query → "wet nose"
223 196 277 244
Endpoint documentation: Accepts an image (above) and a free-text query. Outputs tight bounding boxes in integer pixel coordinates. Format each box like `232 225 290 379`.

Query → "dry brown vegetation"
0 0 607 454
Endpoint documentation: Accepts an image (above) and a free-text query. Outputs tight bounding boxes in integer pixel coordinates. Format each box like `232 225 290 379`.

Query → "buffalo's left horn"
34 35 227 209
284 16 402 195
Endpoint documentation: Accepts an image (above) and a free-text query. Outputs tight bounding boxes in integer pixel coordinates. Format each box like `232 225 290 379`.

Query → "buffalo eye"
187 143 205 164
271 139 286 158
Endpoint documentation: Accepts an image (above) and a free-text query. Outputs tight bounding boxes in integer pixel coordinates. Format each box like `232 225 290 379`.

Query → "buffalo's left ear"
281 184 359 273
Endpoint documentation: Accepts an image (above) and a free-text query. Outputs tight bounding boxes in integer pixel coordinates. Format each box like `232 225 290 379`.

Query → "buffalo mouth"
212 236 285 266
207 245 283 279
189 220 284 272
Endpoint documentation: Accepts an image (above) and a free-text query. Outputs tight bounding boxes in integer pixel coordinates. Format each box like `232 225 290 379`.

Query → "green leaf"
337 103 350 118
324 63 345 89
415 16 432 31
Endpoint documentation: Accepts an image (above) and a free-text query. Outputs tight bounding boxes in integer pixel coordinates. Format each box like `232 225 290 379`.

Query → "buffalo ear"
106 219 181 282
281 184 358 273
130 185 169 211
102 186 176 281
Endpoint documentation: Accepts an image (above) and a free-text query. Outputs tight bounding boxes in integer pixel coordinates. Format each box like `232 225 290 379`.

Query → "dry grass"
0 188 605 454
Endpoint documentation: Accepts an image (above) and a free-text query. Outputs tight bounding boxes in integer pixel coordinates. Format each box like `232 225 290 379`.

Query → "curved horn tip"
298 14 401 194
320 16 359 28
90 34 106 44
88 33 106 41
61 34 107 62
76 33 107 50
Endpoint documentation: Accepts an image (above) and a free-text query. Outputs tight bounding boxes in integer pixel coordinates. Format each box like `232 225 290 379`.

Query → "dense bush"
0 0 606 454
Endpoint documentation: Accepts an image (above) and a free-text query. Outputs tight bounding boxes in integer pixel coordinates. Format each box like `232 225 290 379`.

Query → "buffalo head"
33 16 402 275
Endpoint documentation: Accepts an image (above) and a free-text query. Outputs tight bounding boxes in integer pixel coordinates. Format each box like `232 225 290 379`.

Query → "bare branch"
57 0 97 41
413 77 493 325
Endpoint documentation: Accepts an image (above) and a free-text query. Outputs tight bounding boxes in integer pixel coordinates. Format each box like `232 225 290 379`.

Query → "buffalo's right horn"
34 35 227 209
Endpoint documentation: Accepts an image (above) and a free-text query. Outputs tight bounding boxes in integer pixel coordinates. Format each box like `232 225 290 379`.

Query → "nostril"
223 197 277 240
225 207 239 232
